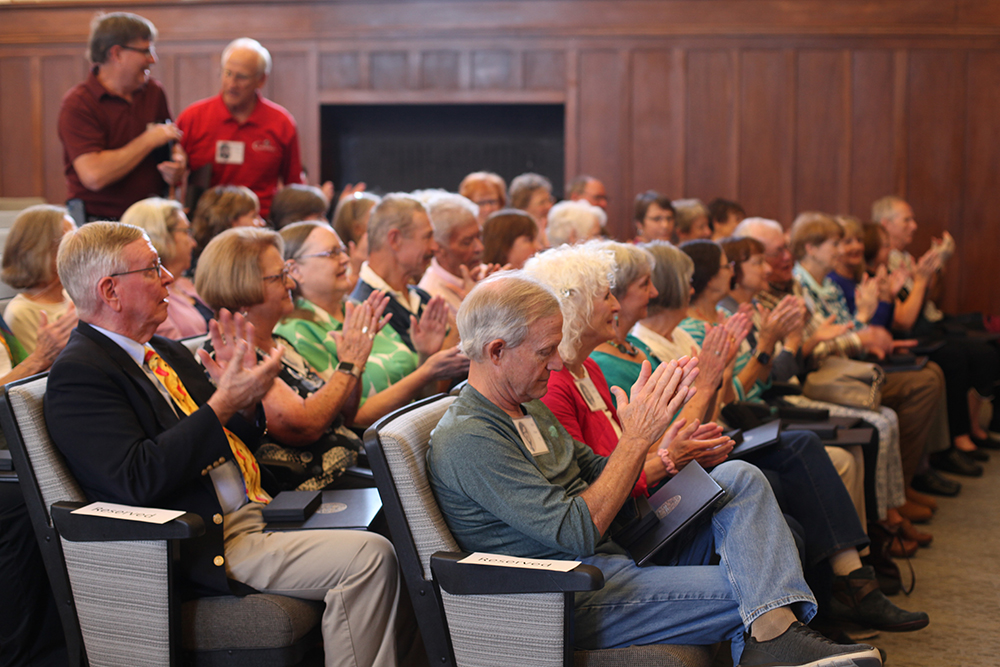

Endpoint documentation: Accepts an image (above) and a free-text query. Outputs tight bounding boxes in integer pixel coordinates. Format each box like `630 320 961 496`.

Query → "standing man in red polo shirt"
177 38 305 220
58 12 186 221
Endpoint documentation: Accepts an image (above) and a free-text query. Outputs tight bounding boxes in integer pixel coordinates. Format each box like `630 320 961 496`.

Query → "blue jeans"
573 460 816 664
747 431 869 568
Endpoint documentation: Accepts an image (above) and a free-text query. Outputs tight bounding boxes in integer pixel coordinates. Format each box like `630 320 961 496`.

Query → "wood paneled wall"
2 0 1000 313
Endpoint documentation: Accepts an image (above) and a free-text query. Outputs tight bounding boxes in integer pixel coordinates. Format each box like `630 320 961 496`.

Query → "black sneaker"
829 566 929 632
739 621 882 666
910 470 961 497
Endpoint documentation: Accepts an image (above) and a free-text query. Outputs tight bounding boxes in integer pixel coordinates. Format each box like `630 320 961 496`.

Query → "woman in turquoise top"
275 221 469 427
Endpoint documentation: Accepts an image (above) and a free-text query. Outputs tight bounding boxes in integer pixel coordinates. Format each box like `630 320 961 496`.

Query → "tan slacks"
880 362 944 485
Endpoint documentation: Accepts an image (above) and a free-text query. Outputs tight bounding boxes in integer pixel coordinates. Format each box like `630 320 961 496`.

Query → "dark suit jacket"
44 322 268 598
349 278 430 352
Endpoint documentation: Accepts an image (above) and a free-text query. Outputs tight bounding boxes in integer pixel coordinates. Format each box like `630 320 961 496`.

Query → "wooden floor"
866 456 1000 666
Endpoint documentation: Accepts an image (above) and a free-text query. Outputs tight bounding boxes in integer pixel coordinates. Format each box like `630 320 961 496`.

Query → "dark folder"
616 461 724 567
728 420 782 460
265 488 382 532
0 449 12 471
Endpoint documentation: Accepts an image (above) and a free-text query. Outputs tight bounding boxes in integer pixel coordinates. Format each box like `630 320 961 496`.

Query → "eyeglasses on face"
109 260 164 279
262 263 293 283
119 44 156 58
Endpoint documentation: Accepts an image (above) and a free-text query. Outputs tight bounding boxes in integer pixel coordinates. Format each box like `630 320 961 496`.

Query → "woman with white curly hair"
523 241 733 498
546 200 606 247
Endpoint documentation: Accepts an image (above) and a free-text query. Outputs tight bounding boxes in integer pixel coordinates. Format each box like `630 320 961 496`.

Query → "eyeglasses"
119 44 156 58
473 198 501 209
262 264 292 283
109 261 164 279
295 246 346 261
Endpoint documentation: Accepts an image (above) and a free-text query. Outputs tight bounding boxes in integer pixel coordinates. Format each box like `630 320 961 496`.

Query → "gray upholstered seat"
365 394 715 667
0 374 321 667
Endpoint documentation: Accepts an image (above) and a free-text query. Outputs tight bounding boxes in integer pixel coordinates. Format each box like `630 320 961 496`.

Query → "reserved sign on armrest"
458 552 580 572
71 502 186 524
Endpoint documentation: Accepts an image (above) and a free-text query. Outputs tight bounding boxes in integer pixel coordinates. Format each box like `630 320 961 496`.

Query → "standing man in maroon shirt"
177 38 305 220
58 12 186 221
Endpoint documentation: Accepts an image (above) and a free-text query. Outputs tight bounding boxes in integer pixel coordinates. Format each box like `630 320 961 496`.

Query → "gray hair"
871 196 906 224
428 193 480 245
58 222 146 318
222 37 272 76
642 241 694 313
457 271 560 363
367 194 427 252
546 200 606 247
672 198 709 235
522 241 616 361
734 216 784 241
121 197 185 261
598 241 653 301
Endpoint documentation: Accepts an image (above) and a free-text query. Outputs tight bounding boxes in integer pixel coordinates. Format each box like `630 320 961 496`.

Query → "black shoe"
970 433 1000 450
739 622 882 666
929 448 983 477
960 447 990 462
829 566 930 632
911 470 961 497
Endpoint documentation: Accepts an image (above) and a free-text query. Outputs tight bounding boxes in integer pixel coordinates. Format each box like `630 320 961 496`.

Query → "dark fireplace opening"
320 104 565 198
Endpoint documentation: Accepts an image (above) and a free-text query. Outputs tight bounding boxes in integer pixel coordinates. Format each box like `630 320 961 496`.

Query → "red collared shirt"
177 92 303 218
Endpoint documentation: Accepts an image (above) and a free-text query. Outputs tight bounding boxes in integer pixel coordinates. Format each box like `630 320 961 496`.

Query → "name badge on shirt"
513 415 548 456
215 140 245 165
574 376 606 413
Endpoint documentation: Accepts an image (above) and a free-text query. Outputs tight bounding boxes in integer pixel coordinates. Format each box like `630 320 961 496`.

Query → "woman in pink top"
121 197 211 340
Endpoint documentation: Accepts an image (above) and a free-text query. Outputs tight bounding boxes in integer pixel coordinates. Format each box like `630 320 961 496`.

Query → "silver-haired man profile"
426 271 882 667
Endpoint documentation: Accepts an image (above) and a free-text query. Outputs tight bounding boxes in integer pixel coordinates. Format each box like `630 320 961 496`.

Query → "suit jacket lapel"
76 322 181 431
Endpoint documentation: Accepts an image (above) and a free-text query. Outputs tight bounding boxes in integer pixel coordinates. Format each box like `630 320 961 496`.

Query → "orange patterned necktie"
144 347 271 504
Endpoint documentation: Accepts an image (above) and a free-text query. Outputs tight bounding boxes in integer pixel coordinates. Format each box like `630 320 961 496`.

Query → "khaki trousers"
880 362 944 485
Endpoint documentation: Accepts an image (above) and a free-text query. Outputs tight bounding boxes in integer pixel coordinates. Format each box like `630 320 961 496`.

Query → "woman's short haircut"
522 241 616 361
457 271 560 362
508 173 552 210
718 236 765 288
269 184 329 229
428 194 479 245
88 12 156 65
121 197 185 261
546 200 606 247
643 241 694 312
57 222 145 318
862 221 886 267
836 214 864 241
482 209 537 266
192 185 259 251
366 194 427 252
708 198 746 226
680 239 723 302
332 192 380 246
279 221 332 262
673 199 710 235
195 227 283 313
597 241 653 301
2 205 70 290
459 171 507 207
789 211 843 261
634 190 674 222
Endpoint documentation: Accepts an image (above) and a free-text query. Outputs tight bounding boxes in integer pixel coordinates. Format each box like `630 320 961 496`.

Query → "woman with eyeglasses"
195 226 389 491
121 197 211 339
275 221 469 428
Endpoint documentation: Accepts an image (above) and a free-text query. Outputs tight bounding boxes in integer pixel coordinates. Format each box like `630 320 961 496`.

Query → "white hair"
546 200 606 247
427 193 480 244
522 241 616 361
734 216 784 241
222 37 272 76
457 271 560 363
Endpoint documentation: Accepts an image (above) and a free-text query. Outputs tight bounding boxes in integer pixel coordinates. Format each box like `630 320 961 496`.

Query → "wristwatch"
335 361 363 379
753 349 772 365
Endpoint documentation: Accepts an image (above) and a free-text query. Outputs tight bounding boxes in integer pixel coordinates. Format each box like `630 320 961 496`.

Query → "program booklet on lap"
614 461 724 567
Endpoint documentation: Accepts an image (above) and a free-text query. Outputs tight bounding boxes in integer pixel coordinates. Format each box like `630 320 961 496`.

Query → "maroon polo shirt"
58 71 172 219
